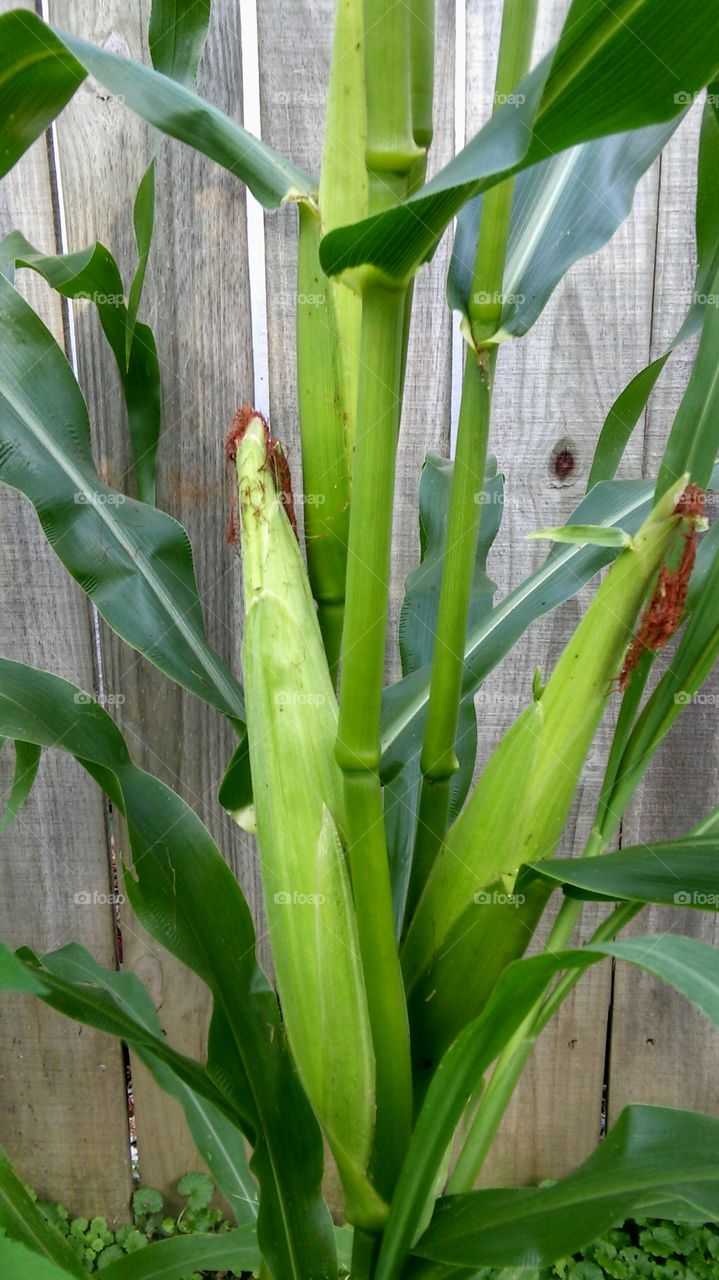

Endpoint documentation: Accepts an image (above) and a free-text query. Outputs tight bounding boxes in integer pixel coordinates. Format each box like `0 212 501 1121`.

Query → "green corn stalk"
233 412 383 1230
402 473 694 999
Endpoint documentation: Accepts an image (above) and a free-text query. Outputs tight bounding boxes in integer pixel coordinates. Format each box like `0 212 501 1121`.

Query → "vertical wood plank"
47 0 256 1198
0 3 131 1218
462 0 666 1184
609 104 719 1124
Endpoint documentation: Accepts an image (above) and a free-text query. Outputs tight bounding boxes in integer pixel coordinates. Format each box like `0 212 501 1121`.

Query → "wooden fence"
1 0 718 1223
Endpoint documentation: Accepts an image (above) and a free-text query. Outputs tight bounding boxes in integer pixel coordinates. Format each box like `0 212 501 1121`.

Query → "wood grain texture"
608 103 719 1127
463 0 667 1185
0 0 131 1217
46 0 256 1199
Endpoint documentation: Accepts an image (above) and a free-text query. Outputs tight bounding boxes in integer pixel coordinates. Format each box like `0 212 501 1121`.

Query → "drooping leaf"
320 0 719 286
0 738 41 834
448 121 680 342
0 10 314 207
523 839 719 910
0 660 335 1280
0 272 245 726
412 1106 719 1271
34 944 258 1222
1 232 161 506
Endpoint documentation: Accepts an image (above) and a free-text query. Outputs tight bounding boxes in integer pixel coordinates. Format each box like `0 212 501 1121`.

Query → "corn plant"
2 2 719 1279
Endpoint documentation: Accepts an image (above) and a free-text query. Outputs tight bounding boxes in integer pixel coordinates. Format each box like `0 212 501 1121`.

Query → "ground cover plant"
2 1 719 1278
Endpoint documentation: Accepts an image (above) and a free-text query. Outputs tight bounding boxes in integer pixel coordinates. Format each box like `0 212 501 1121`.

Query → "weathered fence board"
0 0 716 1217
0 3 132 1218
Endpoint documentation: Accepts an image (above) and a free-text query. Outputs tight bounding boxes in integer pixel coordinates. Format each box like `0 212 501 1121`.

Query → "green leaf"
148 0 212 87
97 1226 260 1280
0 738 40 833
527 525 632 548
0 10 86 180
523 839 719 910
0 660 334 1280
34 945 257 1223
126 0 214 366
380 477 658 786
0 1239 79 1280
0 1147 85 1277
1 231 161 506
588 87 719 488
448 121 680 342
656 263 719 497
320 0 719 285
412 1106 719 1271
0 271 244 725
0 10 314 207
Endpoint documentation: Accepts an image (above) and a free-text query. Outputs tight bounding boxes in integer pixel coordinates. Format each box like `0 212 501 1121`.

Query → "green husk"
402 474 693 997
234 414 382 1229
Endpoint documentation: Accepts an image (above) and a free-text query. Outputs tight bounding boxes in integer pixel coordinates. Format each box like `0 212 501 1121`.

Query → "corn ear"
233 413 381 1228
402 474 693 996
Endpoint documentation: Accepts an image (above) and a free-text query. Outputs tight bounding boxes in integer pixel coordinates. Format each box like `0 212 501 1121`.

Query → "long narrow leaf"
448 121 680 342
1 232 161 506
0 10 314 207
0 1147 85 1277
0 738 40 833
0 272 245 725
412 1106 719 1271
